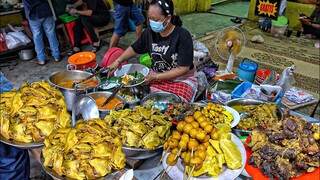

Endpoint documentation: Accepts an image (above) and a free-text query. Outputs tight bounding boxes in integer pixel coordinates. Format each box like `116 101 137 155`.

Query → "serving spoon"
73 67 108 87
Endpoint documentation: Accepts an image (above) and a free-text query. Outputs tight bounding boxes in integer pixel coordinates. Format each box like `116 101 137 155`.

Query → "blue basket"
231 81 283 105
231 82 253 99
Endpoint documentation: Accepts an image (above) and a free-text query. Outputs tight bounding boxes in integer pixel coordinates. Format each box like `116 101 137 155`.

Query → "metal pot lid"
71 94 99 127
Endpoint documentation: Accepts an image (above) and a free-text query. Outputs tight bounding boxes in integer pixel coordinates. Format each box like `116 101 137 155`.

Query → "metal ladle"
73 67 108 87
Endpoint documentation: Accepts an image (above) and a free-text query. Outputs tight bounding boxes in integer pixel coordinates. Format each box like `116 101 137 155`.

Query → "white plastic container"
270 24 288 38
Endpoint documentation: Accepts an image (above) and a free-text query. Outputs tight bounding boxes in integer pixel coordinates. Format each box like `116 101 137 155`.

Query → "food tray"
122 145 163 160
58 13 78 23
0 134 44 149
226 98 284 136
140 91 182 107
40 153 119 180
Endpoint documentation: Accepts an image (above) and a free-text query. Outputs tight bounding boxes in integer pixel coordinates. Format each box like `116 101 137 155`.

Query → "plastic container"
237 58 258 83
139 53 152 68
271 16 288 38
101 47 126 69
231 82 253 99
231 82 283 104
58 13 78 23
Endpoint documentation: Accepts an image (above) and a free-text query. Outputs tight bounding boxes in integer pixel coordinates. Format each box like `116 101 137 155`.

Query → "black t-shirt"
113 0 133 7
131 26 194 73
84 0 109 18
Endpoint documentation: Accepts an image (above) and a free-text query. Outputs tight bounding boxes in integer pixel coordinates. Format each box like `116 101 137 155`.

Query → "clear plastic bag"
5 32 31 49
276 65 296 93
197 71 210 88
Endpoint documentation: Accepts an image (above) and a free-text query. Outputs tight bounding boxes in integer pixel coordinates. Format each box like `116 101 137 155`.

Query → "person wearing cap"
299 2 320 39
108 0 197 102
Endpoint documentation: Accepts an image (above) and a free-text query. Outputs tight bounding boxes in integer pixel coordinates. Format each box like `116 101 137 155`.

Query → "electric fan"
215 26 246 74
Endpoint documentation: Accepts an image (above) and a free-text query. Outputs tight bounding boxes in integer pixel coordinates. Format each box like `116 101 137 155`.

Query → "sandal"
231 17 242 24
35 59 46 65
68 48 81 56
91 40 102 53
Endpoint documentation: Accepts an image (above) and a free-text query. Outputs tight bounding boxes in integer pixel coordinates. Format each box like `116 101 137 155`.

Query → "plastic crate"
59 13 78 23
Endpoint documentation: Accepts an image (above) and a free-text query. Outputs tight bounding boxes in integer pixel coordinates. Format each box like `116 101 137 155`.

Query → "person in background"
22 0 61 65
109 0 145 49
108 0 197 102
0 72 30 180
66 0 110 55
299 1 320 39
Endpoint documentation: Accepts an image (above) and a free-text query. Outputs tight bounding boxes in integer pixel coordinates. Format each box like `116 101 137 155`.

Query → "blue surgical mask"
149 17 168 33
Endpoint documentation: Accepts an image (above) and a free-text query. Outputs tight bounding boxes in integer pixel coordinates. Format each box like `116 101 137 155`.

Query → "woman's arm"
72 0 84 7
107 47 138 75
70 0 93 16
75 9 93 16
144 66 190 85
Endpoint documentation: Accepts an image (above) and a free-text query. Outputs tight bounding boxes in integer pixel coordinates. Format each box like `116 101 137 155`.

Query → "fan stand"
215 52 235 78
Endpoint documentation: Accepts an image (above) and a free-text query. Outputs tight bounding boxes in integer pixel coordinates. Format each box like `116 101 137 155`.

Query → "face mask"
149 17 168 33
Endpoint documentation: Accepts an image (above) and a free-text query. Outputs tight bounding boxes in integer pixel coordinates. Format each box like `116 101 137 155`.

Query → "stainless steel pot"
18 49 35 61
47 70 101 111
88 91 126 119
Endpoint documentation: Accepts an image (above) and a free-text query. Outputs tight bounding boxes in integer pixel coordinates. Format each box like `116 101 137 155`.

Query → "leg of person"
42 16 61 62
109 3 130 49
28 19 46 65
68 18 82 56
80 15 109 53
301 23 316 37
129 4 145 40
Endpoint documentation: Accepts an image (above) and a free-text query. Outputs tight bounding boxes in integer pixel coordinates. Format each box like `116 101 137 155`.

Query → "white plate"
223 106 240 128
162 133 246 180
114 64 149 88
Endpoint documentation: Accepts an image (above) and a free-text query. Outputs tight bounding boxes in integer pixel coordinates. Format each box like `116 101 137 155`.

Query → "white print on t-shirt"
152 44 169 55
171 53 178 67
151 52 172 72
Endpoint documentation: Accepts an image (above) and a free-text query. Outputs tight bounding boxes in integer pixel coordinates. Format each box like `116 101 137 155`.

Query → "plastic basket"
231 82 283 104
231 82 253 99
58 13 78 23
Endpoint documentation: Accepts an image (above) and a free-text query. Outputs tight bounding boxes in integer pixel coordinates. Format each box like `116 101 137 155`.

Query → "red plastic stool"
65 21 93 46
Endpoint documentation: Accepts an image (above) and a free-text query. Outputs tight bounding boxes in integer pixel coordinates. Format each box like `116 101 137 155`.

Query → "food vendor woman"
108 0 197 102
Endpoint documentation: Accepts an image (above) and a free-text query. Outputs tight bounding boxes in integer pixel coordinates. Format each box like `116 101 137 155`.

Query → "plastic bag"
276 65 296 93
5 32 31 49
196 71 210 88
8 32 30 45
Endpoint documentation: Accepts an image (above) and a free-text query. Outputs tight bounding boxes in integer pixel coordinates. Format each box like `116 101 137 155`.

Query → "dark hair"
150 0 182 27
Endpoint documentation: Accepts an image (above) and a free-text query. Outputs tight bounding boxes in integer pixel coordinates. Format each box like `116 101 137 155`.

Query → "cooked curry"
57 79 98 88
95 97 123 110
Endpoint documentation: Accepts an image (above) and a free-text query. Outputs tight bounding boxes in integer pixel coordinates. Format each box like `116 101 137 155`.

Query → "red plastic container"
101 47 126 68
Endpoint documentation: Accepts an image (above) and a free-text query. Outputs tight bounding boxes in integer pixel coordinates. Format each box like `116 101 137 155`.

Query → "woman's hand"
107 59 122 78
143 74 157 85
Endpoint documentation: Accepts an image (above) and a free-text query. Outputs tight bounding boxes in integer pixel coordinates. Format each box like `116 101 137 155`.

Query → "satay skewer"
160 165 170 178
174 147 182 160
158 146 170 166
187 166 195 180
